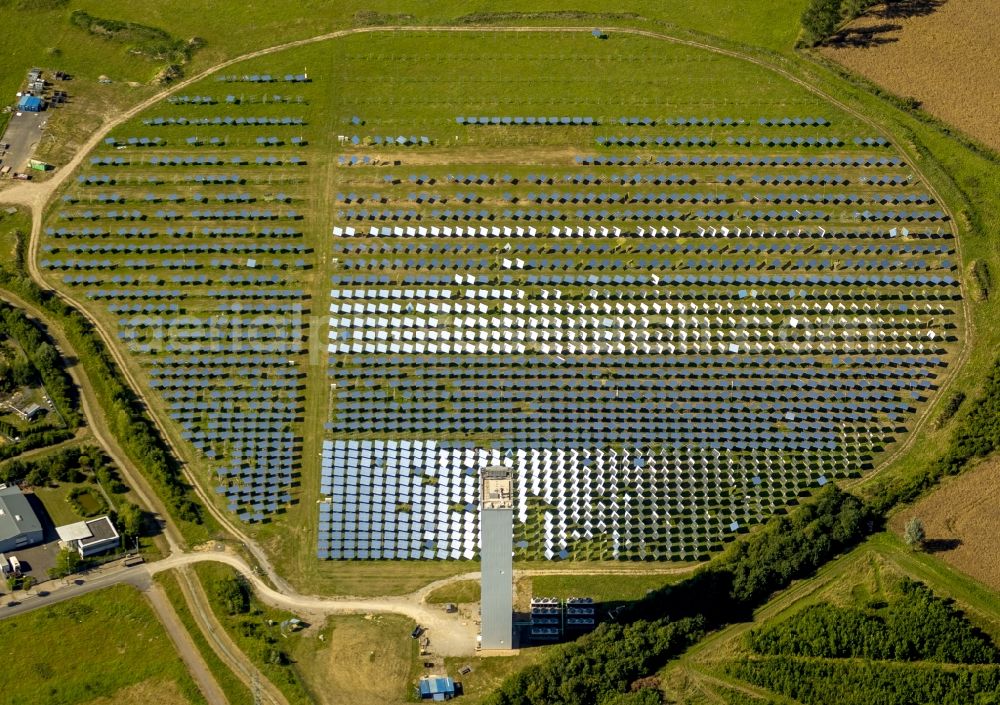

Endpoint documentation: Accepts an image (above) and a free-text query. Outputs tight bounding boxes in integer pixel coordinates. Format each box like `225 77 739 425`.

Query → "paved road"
2 562 149 619
0 108 46 176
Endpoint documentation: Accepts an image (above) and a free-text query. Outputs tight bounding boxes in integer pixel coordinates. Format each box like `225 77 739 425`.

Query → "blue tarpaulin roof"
418 676 456 700
18 95 43 111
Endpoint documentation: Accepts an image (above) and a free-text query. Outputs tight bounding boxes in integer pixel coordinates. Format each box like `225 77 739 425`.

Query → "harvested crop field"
890 455 1000 590
820 0 1000 151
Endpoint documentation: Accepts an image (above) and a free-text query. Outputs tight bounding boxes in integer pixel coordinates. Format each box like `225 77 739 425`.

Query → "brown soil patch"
296 614 415 705
890 455 1000 590
81 678 193 705
820 0 1000 150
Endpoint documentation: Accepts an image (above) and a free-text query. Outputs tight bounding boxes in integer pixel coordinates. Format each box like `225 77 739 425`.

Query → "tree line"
0 428 75 462
1 445 103 487
486 486 871 705
728 656 1000 705
0 235 204 527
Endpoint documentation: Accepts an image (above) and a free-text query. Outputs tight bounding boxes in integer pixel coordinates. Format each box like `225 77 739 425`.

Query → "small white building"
55 516 120 557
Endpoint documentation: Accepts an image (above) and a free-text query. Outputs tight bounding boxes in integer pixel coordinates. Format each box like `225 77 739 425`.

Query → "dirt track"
145 582 229 705
821 0 1000 150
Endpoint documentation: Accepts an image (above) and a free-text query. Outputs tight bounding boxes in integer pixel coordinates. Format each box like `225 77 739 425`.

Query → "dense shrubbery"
0 445 104 486
617 485 871 627
487 617 705 705
0 303 81 428
488 487 871 704
729 657 1000 705
800 0 842 46
748 580 1000 664
935 389 967 429
799 0 877 46
970 260 991 302
214 575 251 616
0 356 36 397
0 429 74 461
0 235 202 526
69 11 202 66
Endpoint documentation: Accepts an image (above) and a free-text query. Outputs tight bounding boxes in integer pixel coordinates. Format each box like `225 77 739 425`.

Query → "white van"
8 556 21 577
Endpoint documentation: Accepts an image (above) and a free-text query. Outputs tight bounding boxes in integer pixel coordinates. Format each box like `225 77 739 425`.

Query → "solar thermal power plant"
480 468 514 650
41 32 960 567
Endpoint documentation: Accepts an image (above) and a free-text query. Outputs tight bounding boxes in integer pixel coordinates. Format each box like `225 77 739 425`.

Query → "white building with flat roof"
56 516 120 557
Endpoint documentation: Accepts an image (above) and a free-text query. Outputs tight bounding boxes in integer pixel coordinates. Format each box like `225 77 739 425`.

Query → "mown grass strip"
156 569 256 705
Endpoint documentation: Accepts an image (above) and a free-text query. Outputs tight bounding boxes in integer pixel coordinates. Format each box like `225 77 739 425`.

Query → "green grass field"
426 579 480 604
30 25 968 594
0 0 997 622
0 584 206 705
0 0 809 102
0 1 806 179
155 569 256 705
288 613 420 705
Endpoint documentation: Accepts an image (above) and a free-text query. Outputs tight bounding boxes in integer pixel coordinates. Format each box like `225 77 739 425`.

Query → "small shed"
17 95 43 112
417 675 457 701
11 402 45 422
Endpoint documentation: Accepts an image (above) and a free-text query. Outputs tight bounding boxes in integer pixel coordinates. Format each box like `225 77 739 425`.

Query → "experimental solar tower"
480 467 514 650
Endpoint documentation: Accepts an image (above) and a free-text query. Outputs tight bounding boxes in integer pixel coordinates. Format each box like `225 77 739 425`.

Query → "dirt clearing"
890 454 1000 590
292 614 417 705
820 0 1000 150
81 678 195 705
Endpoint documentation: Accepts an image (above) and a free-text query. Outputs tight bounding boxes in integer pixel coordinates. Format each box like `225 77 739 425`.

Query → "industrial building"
565 596 597 635
529 596 596 642
479 466 513 650
530 596 562 641
0 484 44 552
55 515 120 557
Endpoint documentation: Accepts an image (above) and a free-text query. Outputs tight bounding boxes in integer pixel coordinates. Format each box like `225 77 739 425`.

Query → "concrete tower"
479 466 513 650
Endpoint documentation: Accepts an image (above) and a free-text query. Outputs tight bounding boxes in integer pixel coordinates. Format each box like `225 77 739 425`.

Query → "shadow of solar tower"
479 466 514 651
